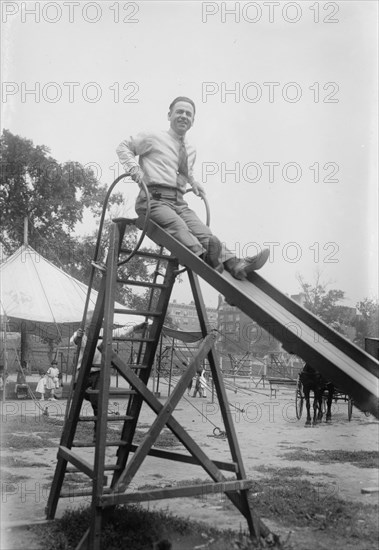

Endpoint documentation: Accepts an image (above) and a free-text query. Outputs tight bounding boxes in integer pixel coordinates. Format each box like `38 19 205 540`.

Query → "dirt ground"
1 378 378 549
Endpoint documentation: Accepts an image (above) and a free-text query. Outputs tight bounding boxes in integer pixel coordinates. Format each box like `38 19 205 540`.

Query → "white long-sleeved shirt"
70 332 102 372
116 128 196 194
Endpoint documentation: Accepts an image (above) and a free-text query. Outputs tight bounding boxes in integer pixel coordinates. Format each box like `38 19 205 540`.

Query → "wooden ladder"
45 218 273 549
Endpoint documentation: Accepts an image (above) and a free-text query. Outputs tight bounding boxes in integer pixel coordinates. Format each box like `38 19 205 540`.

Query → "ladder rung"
120 337 155 343
78 415 134 422
91 362 148 370
97 335 155 343
120 249 175 261
86 388 137 396
116 278 167 289
111 336 154 343
114 308 162 317
60 487 113 499
66 464 121 473
72 440 128 448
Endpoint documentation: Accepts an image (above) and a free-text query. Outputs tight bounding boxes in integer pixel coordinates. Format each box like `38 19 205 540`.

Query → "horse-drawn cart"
295 372 353 423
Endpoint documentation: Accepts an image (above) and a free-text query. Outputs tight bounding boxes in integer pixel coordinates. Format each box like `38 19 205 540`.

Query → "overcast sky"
2 1 378 308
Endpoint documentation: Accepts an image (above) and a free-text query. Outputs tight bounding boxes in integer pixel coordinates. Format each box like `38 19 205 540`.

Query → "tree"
0 129 121 257
0 130 155 362
296 273 349 327
355 298 379 348
1 130 190 368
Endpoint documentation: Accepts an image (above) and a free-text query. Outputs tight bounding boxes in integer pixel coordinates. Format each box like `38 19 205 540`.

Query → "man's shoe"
203 235 224 272
225 248 270 280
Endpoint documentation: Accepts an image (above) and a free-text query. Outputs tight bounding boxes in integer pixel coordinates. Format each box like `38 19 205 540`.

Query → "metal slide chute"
140 218 379 418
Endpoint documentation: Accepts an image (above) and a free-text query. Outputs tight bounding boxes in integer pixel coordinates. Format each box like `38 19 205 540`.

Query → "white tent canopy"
0 245 144 340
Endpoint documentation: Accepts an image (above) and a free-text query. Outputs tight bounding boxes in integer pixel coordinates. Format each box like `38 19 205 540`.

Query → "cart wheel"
347 397 353 421
295 378 304 420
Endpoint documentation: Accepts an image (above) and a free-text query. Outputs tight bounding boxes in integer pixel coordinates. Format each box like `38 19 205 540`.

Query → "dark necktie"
177 138 188 179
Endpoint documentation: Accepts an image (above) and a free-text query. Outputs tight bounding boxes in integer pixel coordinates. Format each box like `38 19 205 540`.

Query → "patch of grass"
133 427 182 449
169 470 378 544
154 429 182 449
249 476 378 541
0 471 26 484
64 472 89 484
1 413 186 449
4 432 58 449
1 414 64 434
283 449 379 468
255 466 309 477
33 504 251 550
0 455 47 468
2 415 64 448
137 422 153 429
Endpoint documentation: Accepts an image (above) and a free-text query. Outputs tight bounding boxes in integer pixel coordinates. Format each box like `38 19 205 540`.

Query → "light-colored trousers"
136 191 234 262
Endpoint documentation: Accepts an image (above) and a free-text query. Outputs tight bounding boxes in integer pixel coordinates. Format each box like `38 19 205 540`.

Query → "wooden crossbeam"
124 445 238 473
100 480 253 507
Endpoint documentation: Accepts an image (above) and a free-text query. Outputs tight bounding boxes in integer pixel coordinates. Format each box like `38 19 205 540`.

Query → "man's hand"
76 328 84 338
129 166 144 186
191 181 206 198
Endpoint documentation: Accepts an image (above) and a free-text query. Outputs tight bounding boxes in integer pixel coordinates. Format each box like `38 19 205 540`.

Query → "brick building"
216 294 277 356
167 300 218 332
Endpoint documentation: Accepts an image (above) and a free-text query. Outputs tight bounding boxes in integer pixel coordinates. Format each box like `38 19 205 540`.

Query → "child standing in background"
36 371 46 401
45 360 60 401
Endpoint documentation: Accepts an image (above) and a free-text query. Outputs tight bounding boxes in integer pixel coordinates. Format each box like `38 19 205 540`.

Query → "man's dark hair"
169 96 196 114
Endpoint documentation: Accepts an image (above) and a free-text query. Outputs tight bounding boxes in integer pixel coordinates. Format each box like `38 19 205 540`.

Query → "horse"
299 364 334 426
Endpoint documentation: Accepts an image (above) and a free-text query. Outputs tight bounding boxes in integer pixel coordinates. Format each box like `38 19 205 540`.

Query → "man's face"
168 101 195 136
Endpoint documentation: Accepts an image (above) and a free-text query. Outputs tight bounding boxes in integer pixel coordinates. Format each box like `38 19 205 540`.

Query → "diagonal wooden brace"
111 331 217 493
103 333 271 540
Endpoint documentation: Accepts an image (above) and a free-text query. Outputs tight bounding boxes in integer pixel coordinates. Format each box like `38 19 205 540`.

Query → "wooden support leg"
187 270 271 541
